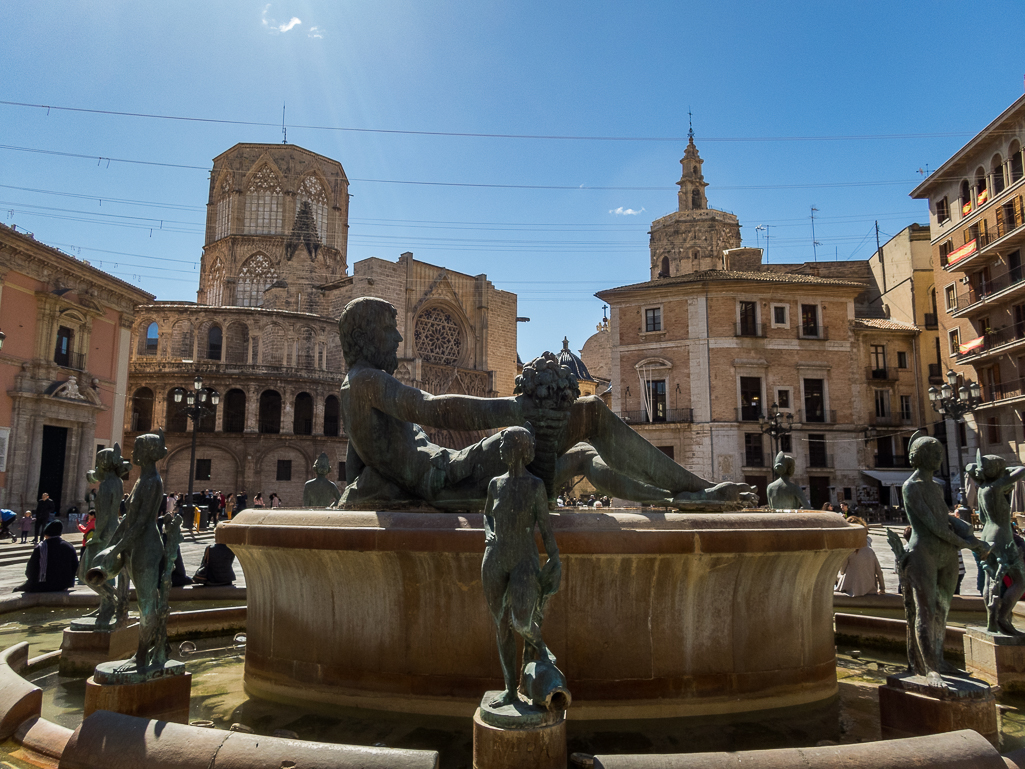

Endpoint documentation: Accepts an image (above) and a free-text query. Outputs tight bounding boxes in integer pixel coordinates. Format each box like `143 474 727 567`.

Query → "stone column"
245 387 260 433
281 388 294 435
214 396 225 433
312 392 325 436
75 418 96 509
25 415 44 510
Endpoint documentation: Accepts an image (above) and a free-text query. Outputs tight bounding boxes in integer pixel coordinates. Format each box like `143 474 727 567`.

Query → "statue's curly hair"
339 297 397 369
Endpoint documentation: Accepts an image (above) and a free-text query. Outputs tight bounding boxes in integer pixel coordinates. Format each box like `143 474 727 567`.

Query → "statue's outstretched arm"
383 374 524 431
903 485 971 548
568 397 710 493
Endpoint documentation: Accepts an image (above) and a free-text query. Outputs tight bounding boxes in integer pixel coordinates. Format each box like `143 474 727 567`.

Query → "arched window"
297 328 316 368
215 178 232 240
205 259 225 306
223 388 246 433
992 154 1006 195
166 390 188 432
975 166 988 201
244 165 283 234
225 322 250 364
138 322 159 356
171 320 194 361
236 254 277 308
206 325 222 361
960 180 972 213
262 324 286 366
131 387 154 432
691 188 701 209
414 306 464 365
259 390 281 434
659 256 669 277
293 392 314 435
1011 141 1023 183
197 398 216 432
297 175 329 243
324 395 340 437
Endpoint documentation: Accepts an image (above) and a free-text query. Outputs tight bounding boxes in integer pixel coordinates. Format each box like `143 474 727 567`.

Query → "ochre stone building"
0 223 153 513
913 93 1025 494
124 143 516 503
596 141 933 507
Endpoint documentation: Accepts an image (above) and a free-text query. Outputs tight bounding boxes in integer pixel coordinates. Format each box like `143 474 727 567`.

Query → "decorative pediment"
46 376 100 404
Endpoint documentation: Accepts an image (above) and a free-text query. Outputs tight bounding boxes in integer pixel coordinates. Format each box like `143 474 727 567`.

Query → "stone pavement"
0 526 242 594
868 524 982 597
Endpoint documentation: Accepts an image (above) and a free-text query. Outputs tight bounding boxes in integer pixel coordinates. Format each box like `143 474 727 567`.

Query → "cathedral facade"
124 143 516 503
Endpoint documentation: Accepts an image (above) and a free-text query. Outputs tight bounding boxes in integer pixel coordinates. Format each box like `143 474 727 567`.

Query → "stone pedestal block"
473 696 566 769
878 673 998 746
84 666 192 724
964 626 1025 693
59 625 138 677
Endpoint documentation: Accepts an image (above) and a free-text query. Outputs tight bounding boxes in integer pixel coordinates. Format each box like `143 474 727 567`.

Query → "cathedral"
124 143 516 503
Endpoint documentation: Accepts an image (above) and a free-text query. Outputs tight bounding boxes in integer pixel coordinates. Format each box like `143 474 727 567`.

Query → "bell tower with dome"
648 123 742 279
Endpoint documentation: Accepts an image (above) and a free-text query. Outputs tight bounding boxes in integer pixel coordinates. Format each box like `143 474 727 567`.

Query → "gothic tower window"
215 178 232 240
297 175 329 244
206 258 225 306
236 253 277 307
691 188 701 209
414 306 464 365
244 165 284 234
660 256 669 277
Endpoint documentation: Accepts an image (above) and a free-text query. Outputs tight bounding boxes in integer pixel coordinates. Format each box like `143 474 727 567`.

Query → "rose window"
414 307 463 366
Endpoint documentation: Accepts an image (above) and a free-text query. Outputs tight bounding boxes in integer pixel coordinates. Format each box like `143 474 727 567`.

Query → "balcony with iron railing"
743 449 766 468
736 406 763 422
54 350 86 371
928 362 943 384
798 408 836 424
924 313 938 330
874 454 910 469
870 412 912 428
735 322 766 338
621 408 694 425
956 323 1025 363
866 366 899 382
977 376 1025 409
951 266 1025 317
798 326 829 341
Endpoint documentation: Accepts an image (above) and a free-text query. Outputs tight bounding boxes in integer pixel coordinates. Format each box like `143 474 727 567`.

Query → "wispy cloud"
610 206 645 216
261 4 303 33
308 26 323 38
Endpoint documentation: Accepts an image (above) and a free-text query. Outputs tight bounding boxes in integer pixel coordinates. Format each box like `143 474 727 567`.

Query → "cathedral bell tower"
648 120 742 280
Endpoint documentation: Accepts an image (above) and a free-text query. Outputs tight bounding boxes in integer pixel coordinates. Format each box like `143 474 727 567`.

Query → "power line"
0 100 981 143
0 144 920 191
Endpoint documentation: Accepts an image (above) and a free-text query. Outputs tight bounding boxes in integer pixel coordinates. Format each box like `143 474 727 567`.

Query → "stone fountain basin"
218 509 863 720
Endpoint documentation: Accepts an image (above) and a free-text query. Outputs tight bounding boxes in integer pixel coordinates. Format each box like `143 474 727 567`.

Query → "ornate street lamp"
928 369 982 504
171 375 220 525
759 402 794 475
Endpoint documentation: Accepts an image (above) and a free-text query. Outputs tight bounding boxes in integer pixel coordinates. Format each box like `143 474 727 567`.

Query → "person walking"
253 493 265 508
33 493 55 543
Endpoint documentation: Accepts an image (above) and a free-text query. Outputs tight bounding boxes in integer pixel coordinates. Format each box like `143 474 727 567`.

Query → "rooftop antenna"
810 205 821 262
282 103 287 144
756 225 770 263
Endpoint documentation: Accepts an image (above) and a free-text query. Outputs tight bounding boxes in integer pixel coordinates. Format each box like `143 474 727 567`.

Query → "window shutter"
1016 196 1024 228
980 218 988 242
966 228 972 244
996 207 1005 237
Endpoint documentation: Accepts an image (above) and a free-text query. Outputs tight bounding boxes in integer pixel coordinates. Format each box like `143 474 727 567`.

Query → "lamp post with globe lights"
171 376 220 525
928 369 982 504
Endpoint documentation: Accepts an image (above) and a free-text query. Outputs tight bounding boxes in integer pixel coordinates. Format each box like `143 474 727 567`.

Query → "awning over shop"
861 469 914 485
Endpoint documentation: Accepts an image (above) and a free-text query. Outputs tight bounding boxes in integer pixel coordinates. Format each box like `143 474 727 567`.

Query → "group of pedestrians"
556 494 611 509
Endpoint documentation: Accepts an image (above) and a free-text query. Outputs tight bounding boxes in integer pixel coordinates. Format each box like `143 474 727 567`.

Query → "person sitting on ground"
192 536 237 587
17 521 78 593
835 516 886 597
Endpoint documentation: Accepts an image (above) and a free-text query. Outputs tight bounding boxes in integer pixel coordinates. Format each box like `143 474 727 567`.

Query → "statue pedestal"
59 624 138 677
878 672 998 746
84 659 191 724
472 692 566 769
964 626 1025 693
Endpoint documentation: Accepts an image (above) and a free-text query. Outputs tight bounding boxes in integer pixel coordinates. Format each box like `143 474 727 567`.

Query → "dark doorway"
808 476 830 509
744 474 768 506
293 392 314 435
37 425 68 512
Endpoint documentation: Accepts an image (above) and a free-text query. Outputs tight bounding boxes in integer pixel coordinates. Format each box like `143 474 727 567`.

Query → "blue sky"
2 1 1024 359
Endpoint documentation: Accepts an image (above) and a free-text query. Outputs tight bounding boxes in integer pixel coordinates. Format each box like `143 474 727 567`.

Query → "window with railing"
936 196 950 223
803 378 825 422
740 377 762 421
738 301 758 336
801 304 820 337
744 433 764 467
808 434 828 467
